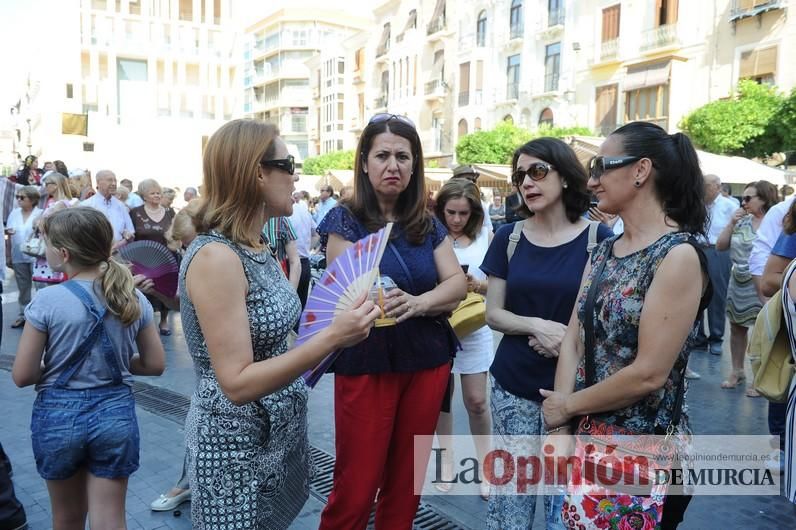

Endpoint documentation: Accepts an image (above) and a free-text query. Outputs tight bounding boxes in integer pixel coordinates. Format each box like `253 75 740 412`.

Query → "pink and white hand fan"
115 240 179 298
297 223 393 387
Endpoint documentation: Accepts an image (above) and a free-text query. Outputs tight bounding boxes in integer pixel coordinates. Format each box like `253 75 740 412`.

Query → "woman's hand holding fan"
296 223 393 387
323 293 381 349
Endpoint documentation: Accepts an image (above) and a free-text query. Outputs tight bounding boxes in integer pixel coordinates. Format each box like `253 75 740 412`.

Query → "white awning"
624 61 671 92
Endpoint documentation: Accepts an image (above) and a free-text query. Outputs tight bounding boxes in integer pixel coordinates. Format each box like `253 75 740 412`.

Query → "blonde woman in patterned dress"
181 119 380 530
715 180 777 390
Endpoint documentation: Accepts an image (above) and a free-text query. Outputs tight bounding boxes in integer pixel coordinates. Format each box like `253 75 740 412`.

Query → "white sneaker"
685 368 701 380
765 449 785 474
150 489 191 511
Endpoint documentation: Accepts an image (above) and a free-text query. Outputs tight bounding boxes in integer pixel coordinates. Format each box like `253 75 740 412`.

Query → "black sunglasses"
512 162 554 185
15 195 28 200
588 155 642 181
368 113 416 128
742 194 757 203
261 154 295 176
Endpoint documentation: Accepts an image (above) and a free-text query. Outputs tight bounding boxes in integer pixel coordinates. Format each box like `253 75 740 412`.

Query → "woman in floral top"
541 122 710 529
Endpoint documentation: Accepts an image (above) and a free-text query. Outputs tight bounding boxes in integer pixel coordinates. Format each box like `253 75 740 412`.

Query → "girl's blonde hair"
43 171 74 201
42 208 141 326
198 119 278 247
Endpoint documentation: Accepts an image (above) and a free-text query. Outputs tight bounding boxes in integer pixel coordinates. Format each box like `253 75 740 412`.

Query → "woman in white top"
433 178 493 499
6 185 43 327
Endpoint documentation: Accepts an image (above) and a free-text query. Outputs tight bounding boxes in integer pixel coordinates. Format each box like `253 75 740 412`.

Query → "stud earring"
562 182 568 189
634 180 641 188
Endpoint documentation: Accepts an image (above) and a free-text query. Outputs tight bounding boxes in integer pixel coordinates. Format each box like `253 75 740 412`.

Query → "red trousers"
319 363 450 530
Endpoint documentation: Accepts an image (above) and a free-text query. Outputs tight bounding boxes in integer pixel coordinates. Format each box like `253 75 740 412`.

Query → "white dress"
452 226 494 374
782 262 796 504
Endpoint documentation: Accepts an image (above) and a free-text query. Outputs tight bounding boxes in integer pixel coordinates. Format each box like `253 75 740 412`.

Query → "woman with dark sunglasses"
5 186 43 328
715 180 778 391
480 137 612 529
317 114 466 529
540 122 711 529
179 120 379 529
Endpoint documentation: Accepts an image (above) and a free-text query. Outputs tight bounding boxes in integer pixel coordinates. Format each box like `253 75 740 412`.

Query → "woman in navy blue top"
317 114 466 529
480 138 612 529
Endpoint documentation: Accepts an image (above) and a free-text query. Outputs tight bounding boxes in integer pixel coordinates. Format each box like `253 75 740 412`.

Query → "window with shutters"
595 84 618 135
625 84 669 130
458 119 468 137
655 0 678 27
476 11 487 47
544 43 561 92
739 46 777 85
459 62 470 107
601 5 620 42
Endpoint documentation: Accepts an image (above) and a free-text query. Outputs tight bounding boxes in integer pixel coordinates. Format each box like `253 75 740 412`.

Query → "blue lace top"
317 206 459 374
575 231 697 434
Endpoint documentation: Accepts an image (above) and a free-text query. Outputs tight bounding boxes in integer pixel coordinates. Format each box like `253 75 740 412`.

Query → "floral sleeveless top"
575 231 698 434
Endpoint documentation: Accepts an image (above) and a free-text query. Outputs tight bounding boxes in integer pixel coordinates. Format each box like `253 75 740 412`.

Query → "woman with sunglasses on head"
317 113 466 529
715 180 778 391
480 137 612 529
540 122 711 529
181 119 380 529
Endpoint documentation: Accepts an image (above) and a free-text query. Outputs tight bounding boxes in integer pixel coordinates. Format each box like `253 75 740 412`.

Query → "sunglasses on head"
260 154 295 176
588 155 642 181
512 162 554 186
367 113 416 128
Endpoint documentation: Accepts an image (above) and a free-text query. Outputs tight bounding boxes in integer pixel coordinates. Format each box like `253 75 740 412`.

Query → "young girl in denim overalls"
13 207 165 529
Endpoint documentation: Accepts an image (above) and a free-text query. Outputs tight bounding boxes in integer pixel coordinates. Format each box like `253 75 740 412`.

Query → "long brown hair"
434 179 484 240
43 208 140 326
349 119 432 245
197 119 278 247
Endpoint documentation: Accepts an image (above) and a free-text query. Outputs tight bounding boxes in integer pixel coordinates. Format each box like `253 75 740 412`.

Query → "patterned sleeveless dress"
574 231 698 434
180 231 309 530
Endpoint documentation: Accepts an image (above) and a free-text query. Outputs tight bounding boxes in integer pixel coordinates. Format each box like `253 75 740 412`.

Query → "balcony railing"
458 92 469 106
425 79 445 96
600 38 619 61
509 23 523 40
730 0 784 20
544 72 559 93
641 23 680 51
427 17 446 36
506 82 519 100
548 8 565 27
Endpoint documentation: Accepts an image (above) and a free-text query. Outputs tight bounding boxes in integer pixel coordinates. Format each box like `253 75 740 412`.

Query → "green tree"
763 87 796 157
301 150 356 175
679 80 783 158
455 121 593 164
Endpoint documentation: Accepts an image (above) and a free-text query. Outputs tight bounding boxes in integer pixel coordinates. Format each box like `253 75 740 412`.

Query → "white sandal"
150 489 191 511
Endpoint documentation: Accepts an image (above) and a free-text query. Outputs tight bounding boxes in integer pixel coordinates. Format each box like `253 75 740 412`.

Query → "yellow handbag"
749 261 796 402
448 292 486 340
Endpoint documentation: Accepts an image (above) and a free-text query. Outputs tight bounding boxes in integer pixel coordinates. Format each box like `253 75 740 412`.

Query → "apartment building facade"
243 9 369 160
576 0 793 136
305 0 793 167
13 0 240 189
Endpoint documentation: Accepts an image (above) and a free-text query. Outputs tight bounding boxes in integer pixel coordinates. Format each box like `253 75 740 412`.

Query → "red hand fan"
115 240 179 298
297 223 393 387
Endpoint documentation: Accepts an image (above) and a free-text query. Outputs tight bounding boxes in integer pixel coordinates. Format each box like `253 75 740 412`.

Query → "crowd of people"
0 115 794 530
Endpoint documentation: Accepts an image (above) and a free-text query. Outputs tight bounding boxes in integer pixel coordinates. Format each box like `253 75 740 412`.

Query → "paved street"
2 275 796 529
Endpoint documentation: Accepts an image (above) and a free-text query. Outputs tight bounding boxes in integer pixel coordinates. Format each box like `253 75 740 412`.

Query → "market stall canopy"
567 136 792 186
294 173 322 194
472 164 513 191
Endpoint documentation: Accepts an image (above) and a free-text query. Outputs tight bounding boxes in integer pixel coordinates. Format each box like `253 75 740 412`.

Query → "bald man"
82 169 135 245
695 174 736 356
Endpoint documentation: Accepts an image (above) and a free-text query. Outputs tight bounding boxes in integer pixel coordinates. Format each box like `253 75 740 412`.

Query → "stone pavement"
2 276 796 529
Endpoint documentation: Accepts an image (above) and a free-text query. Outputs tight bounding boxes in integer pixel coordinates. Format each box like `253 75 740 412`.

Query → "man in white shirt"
289 196 317 309
82 170 135 246
313 185 338 225
696 174 737 355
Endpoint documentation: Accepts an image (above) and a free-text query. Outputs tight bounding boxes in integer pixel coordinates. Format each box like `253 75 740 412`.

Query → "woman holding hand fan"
180 119 380 530
317 114 467 529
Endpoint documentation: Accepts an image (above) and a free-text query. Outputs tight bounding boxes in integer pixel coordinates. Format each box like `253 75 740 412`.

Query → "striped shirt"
262 217 297 262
